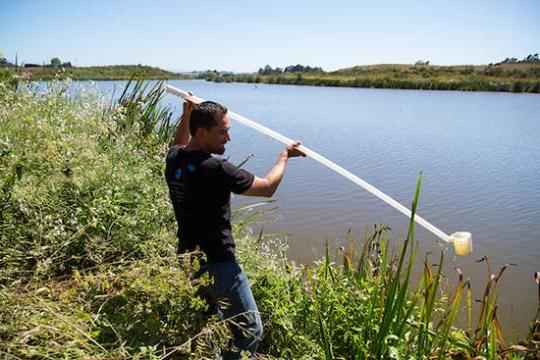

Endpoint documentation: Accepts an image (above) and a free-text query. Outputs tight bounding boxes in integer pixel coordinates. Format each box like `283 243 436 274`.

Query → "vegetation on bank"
1 64 188 81
206 63 540 93
1 79 539 359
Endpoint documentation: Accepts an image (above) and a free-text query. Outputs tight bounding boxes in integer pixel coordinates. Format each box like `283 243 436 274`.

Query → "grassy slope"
8 64 188 80
211 63 540 93
0 80 538 359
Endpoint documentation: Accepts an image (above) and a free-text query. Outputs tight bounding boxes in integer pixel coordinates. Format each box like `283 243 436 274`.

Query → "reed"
117 76 175 144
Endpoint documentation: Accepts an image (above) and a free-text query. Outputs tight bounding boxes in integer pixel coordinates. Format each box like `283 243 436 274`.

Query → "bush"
0 80 176 283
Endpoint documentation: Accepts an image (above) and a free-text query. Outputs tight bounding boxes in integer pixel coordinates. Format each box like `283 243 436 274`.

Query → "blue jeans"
195 259 263 359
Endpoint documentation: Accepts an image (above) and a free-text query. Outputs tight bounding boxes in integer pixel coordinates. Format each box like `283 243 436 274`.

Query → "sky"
1 0 539 72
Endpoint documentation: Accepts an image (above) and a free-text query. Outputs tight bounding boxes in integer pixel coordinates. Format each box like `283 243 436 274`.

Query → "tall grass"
117 77 176 143
1 79 538 359
0 78 175 284
0 68 19 89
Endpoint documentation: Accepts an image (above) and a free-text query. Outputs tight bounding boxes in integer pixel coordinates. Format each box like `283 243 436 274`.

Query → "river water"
56 79 540 338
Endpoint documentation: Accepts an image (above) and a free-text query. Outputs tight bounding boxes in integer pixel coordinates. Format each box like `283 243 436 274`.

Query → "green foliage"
0 256 232 358
0 80 177 283
498 53 540 65
257 64 323 75
117 77 175 144
50 57 62 68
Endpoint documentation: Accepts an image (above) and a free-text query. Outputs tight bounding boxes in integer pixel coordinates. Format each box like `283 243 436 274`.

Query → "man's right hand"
172 91 195 146
183 92 195 114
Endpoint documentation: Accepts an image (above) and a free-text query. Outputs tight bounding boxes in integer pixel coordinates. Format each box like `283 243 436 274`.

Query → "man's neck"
185 139 209 153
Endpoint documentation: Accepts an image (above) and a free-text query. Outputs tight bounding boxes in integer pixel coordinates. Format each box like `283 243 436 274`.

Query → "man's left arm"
242 141 305 197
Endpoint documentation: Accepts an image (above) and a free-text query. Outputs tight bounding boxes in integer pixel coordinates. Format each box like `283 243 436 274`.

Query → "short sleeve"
219 160 255 194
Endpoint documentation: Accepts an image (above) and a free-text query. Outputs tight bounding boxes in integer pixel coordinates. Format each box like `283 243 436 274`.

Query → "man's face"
204 113 231 155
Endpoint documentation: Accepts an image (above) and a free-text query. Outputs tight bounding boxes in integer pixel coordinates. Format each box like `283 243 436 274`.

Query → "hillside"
209 63 540 93
3 64 189 81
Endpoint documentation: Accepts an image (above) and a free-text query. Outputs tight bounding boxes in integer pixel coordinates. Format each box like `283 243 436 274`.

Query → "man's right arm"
170 93 194 147
242 141 305 197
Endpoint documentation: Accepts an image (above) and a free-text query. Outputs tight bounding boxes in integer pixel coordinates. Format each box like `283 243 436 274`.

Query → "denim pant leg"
204 260 263 359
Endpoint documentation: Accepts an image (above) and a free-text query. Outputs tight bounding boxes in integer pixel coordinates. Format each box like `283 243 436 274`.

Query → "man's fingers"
183 92 196 110
184 91 195 104
293 141 306 155
289 140 301 147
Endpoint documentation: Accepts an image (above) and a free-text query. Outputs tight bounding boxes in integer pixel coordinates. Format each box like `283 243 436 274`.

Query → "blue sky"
2 0 539 72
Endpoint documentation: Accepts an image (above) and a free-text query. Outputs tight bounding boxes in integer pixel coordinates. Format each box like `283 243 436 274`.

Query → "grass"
1 78 539 359
206 63 540 93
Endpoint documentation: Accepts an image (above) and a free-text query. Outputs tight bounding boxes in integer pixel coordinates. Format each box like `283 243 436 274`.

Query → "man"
165 94 305 359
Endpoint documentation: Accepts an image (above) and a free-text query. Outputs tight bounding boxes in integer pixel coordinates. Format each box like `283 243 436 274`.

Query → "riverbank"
1 64 189 81
1 80 538 359
207 63 540 93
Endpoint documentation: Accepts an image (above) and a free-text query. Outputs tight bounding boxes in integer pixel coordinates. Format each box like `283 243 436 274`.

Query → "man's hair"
189 101 228 136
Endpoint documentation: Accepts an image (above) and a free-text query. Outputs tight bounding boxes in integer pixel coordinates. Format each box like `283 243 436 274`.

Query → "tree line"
257 64 323 75
496 53 539 65
0 56 72 68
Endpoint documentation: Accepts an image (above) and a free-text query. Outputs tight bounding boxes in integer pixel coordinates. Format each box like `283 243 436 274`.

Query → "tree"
0 51 8 66
258 64 322 75
50 57 61 68
523 53 539 63
283 64 322 73
258 65 283 75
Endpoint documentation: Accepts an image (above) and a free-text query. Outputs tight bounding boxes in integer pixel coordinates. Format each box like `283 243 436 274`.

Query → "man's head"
189 101 230 155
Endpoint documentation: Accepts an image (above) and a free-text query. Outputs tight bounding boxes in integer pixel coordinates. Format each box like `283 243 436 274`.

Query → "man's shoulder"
166 146 222 170
166 145 212 162
166 145 185 162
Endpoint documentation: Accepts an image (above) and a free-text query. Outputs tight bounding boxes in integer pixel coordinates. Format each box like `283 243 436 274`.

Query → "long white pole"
164 83 470 248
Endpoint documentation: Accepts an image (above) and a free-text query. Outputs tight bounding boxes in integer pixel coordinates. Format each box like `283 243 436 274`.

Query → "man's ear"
193 127 205 138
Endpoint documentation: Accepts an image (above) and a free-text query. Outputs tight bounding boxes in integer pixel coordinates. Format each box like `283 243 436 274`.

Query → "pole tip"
450 231 473 256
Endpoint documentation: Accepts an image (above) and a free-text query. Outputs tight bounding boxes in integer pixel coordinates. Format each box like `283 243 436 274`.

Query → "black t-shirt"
165 145 254 263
